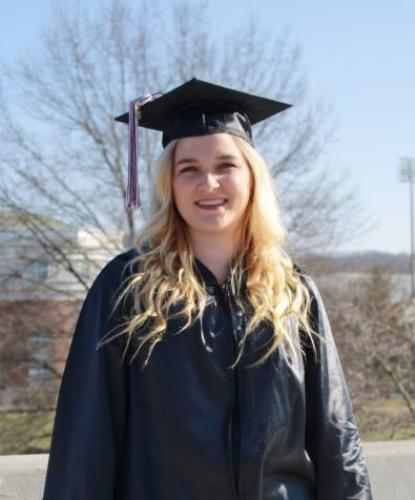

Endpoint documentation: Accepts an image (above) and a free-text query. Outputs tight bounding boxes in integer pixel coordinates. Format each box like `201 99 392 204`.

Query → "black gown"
42 248 373 499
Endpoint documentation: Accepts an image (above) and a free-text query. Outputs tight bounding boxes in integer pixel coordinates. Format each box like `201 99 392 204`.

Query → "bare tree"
321 267 415 440
0 0 371 448
0 0 367 259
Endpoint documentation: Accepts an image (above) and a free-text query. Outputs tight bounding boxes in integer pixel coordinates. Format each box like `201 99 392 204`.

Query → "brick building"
0 210 124 411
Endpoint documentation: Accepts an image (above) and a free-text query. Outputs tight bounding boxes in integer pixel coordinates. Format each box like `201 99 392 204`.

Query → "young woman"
43 79 373 499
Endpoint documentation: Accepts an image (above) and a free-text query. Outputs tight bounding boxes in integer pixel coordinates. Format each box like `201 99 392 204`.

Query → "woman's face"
172 133 252 239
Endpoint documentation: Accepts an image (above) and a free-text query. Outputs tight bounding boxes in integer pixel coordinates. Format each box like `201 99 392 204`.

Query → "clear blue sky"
1 0 414 254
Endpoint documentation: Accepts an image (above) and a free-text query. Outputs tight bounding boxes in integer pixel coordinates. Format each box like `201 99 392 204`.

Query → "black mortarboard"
115 78 291 209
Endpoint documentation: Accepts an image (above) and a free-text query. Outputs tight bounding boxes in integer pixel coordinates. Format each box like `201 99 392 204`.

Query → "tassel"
126 100 139 209
126 92 160 210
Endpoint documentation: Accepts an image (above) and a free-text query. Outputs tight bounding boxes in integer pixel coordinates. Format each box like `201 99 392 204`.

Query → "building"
0 209 125 410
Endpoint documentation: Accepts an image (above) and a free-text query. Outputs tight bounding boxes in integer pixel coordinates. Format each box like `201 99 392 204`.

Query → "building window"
22 258 48 280
72 257 90 279
28 332 53 382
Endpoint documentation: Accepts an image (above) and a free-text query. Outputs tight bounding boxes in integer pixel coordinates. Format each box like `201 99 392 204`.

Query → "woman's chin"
188 221 236 237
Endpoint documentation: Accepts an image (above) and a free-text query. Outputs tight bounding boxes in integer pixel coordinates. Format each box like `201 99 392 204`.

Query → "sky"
1 0 414 254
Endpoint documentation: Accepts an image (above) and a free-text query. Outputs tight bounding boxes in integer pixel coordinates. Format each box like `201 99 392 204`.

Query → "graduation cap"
115 78 291 209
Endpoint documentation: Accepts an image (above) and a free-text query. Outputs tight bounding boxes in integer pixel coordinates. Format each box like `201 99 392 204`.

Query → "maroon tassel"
126 93 160 210
126 100 139 208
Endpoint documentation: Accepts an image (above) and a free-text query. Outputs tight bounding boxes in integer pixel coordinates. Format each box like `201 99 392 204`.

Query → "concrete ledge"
363 440 415 499
0 441 414 499
0 454 49 499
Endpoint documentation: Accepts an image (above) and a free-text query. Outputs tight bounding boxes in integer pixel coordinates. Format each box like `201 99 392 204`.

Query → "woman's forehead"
174 133 243 160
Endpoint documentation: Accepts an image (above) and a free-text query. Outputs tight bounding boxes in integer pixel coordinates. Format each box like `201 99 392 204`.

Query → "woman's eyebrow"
175 154 240 166
175 157 198 166
216 154 239 160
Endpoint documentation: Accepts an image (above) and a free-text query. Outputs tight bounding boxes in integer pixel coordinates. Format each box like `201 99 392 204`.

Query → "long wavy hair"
99 134 319 370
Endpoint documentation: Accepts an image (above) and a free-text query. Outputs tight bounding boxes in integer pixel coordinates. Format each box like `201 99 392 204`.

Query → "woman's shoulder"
292 262 317 294
89 247 140 297
101 246 139 274
291 262 324 327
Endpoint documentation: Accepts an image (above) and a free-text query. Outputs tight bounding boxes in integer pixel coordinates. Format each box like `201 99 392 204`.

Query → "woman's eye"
180 166 197 173
178 163 236 174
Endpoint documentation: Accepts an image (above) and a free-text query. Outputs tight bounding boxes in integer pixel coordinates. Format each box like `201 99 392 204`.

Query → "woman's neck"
189 230 241 284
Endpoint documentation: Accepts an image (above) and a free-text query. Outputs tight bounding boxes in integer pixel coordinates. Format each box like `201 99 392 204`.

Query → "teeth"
196 198 226 206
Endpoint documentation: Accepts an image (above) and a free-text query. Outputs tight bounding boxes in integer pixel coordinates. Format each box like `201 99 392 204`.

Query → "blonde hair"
99 134 318 370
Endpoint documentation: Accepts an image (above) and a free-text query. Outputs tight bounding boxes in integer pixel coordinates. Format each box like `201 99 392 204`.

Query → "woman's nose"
197 172 220 189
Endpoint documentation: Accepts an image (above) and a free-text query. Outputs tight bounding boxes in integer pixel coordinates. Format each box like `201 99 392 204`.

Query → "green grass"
357 398 415 441
1 398 414 454
0 410 55 454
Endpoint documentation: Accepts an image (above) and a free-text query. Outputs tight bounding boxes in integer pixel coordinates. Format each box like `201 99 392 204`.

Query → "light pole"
398 157 415 300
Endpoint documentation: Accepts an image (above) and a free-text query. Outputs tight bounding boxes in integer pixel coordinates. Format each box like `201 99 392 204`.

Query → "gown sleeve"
302 276 373 500
42 254 131 500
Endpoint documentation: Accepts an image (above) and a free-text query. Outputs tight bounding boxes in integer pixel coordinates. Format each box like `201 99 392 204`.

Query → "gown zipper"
223 281 241 499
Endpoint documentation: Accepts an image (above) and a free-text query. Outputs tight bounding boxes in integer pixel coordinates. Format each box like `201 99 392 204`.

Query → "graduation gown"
42 248 373 500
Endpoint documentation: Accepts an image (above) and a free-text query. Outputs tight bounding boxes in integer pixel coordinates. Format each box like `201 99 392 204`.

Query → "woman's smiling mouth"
195 198 228 209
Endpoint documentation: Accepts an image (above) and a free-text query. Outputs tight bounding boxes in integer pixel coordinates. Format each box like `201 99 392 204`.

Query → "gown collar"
193 257 231 288
193 257 249 301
